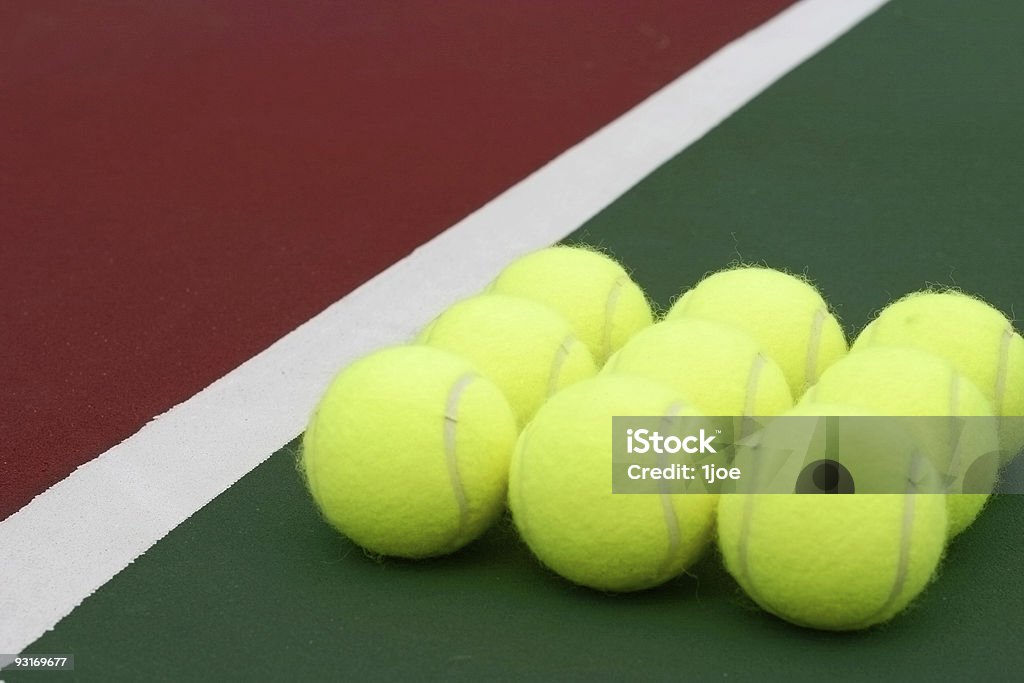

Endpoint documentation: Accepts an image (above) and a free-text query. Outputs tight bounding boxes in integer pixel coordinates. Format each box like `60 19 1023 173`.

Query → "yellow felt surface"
509 375 716 592
303 346 517 558
853 290 1024 457
802 347 998 537
490 246 653 363
419 293 596 426
717 493 948 631
667 267 848 395
603 318 793 416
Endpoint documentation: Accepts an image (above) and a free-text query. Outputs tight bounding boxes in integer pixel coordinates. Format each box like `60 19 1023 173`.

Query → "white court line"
0 0 888 656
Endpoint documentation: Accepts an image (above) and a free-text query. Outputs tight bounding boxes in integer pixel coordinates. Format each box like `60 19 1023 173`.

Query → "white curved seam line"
946 373 964 486
742 353 767 439
602 278 625 361
509 426 532 540
860 452 922 627
444 373 475 540
803 306 826 392
546 335 575 397
657 402 687 576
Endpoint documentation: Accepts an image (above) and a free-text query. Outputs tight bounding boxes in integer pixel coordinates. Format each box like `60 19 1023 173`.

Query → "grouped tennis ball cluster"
300 245 1024 631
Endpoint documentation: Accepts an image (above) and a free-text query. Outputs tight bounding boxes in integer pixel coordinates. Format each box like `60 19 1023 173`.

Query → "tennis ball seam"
659 400 699 579
508 424 537 551
602 277 625 361
442 372 476 549
545 334 576 398
743 354 768 417
804 307 827 391
859 461 922 628
947 372 964 481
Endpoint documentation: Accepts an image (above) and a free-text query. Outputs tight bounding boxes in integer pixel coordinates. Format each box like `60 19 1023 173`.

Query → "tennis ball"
489 245 653 363
717 489 947 631
508 375 716 592
732 402 946 496
667 267 848 395
803 347 1000 538
603 319 793 417
418 294 596 425
301 345 518 558
853 290 1024 460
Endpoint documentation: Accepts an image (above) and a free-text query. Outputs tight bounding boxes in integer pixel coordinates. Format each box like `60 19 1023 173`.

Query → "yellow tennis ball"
735 401 953 501
418 294 596 425
489 245 654 363
603 319 793 417
853 290 1024 459
803 347 1000 538
667 267 848 395
301 345 518 559
717 489 947 631
508 375 716 592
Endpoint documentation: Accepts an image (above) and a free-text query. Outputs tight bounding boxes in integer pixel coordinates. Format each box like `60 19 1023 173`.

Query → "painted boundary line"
0 0 888 655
